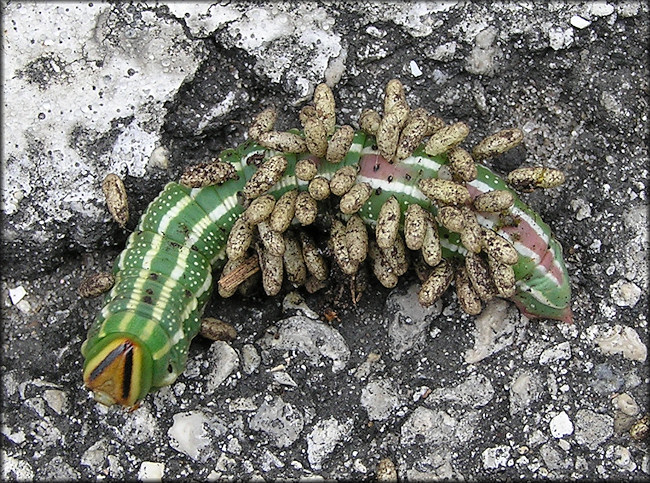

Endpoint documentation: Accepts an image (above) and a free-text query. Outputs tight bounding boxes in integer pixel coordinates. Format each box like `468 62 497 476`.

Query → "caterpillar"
80 80 571 408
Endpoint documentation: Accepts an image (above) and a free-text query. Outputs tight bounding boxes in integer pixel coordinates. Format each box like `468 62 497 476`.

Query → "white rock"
610 279 642 307
539 341 572 364
306 417 353 470
272 371 298 387
43 389 68 415
148 146 170 169
429 373 495 409
550 411 574 438
509 370 542 415
482 445 511 469
206 341 239 392
1 451 33 479
249 397 304 448
401 407 457 446
409 60 422 77
596 325 647 362
258 316 350 372
360 378 401 421
465 300 522 363
241 344 261 374
168 411 211 461
612 393 640 416
8 286 26 304
387 284 441 361
606 445 636 472
138 462 164 482
574 409 613 450
590 2 615 17
570 15 592 29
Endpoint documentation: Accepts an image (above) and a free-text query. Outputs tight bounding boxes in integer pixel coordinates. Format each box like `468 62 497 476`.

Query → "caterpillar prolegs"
81 80 571 408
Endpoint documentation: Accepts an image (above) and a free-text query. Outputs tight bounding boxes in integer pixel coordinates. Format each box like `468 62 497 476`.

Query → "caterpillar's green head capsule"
83 335 153 407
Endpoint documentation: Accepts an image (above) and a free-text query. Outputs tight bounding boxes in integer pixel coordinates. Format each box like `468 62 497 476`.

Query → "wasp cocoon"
481 227 518 265
421 218 442 267
294 191 318 226
376 196 401 249
249 107 278 141
384 78 407 114
283 232 308 286
418 178 471 205
79 272 115 298
299 231 328 281
102 173 129 228
243 155 288 199
314 83 336 134
459 206 483 254
455 266 482 315
340 183 373 214
447 147 477 182
299 105 318 126
346 215 369 264
473 190 514 213
326 125 355 164
377 110 403 162
269 189 298 233
395 108 429 162
436 205 465 233
200 318 237 342
308 176 331 200
488 257 516 298
180 161 238 188
359 108 381 136
507 167 566 192
226 216 253 260
244 194 276 225
330 166 357 196
380 235 409 276
330 219 358 275
369 240 399 289
472 128 523 160
257 220 285 257
258 245 284 296
404 203 429 250
465 252 497 302
304 118 329 158
426 115 445 135
295 158 319 181
258 131 307 153
418 259 453 306
424 122 470 157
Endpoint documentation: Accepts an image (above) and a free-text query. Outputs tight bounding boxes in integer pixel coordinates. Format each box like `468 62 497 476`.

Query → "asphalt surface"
2 1 648 480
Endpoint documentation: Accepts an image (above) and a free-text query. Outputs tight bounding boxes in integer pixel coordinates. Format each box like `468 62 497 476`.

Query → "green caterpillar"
81 82 571 408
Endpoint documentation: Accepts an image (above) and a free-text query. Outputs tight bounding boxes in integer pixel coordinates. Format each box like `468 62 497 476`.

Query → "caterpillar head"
82 334 153 407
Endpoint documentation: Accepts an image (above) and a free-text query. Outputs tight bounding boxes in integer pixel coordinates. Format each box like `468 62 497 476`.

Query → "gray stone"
481 445 511 470
574 409 614 450
386 284 441 361
427 373 495 409
540 442 572 471
401 407 457 446
509 370 543 416
360 378 402 421
206 341 240 392
249 397 304 448
258 316 350 372
306 417 353 470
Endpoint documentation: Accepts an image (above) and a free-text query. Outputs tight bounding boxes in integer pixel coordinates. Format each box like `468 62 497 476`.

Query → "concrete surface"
2 1 648 480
